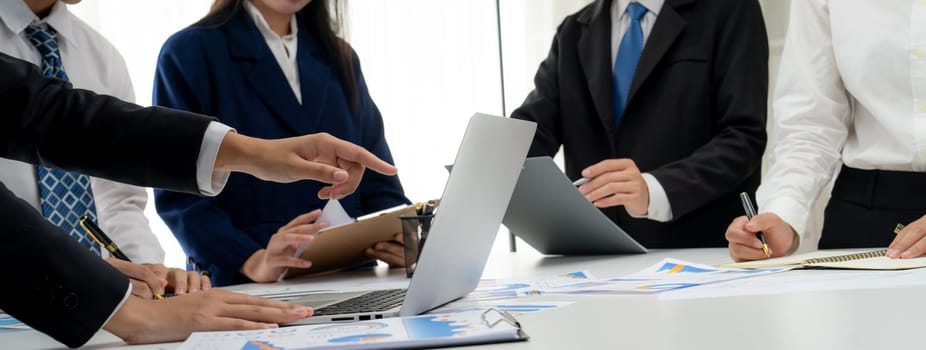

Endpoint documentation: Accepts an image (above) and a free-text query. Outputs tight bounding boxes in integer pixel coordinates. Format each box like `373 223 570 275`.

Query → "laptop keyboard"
312 289 407 316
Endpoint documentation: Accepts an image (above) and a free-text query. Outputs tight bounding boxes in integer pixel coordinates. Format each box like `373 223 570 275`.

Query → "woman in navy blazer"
153 0 409 286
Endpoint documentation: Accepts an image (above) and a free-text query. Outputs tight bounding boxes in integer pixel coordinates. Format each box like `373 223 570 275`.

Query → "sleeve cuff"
627 173 673 222
760 195 811 241
196 122 235 196
101 282 133 333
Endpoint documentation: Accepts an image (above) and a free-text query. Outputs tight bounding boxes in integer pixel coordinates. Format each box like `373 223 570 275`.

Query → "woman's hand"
241 210 328 282
366 233 406 267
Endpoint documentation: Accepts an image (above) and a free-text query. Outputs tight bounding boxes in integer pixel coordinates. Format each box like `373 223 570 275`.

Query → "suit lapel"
577 0 617 136
626 0 691 105
227 12 312 136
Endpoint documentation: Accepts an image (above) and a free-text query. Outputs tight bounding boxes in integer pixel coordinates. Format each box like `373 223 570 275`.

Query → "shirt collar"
244 0 298 42
0 1 78 48
614 0 664 18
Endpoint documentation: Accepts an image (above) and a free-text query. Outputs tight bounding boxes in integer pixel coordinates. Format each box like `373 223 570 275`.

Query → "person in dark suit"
0 52 399 348
511 0 768 248
153 0 409 286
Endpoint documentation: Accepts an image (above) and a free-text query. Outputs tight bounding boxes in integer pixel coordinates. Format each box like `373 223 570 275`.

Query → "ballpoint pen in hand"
573 177 589 187
79 215 130 261
79 215 165 299
739 192 771 258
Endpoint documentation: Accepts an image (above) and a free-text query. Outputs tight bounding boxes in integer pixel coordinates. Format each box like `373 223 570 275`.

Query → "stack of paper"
525 258 791 295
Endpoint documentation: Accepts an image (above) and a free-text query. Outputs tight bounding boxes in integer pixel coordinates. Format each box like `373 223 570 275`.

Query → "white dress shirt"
0 1 167 264
610 0 672 222
245 0 302 104
758 0 926 239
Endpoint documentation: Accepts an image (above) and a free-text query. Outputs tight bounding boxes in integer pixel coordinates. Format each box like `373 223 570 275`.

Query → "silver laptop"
287 113 536 324
503 157 647 255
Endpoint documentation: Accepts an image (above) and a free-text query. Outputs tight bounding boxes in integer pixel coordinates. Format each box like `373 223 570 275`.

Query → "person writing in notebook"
511 0 768 247
0 52 399 348
727 1 926 261
0 0 208 298
152 0 410 286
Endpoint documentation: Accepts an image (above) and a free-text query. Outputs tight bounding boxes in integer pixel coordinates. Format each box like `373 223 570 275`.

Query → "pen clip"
480 308 520 329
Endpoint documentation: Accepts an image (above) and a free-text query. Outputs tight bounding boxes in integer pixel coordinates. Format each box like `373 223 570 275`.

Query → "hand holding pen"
739 193 771 258
80 215 167 299
725 196 800 262
80 215 211 299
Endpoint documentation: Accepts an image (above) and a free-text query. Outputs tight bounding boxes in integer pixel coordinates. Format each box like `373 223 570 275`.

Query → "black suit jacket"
511 0 768 248
0 53 212 347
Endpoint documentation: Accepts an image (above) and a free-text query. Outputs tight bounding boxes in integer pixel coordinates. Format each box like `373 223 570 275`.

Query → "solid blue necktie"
612 2 648 131
25 23 101 255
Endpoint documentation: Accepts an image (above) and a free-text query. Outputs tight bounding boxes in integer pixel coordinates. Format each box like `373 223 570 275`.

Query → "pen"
79 215 165 300
739 192 771 258
572 177 589 187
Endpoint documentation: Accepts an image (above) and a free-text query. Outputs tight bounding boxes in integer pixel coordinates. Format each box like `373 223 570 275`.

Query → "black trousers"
819 166 926 249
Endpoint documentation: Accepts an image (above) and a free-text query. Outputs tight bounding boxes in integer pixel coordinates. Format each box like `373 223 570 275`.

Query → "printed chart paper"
177 311 522 350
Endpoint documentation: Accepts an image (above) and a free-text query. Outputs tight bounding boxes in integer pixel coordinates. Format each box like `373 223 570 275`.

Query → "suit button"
63 292 79 310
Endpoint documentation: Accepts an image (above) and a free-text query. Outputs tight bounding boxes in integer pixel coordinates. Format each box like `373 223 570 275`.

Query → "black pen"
79 215 165 299
739 192 771 258
79 215 131 261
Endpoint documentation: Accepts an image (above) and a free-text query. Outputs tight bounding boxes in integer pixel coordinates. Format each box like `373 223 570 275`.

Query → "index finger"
279 210 323 231
328 137 397 176
220 290 306 310
144 264 169 280
110 259 167 296
581 159 634 179
888 226 926 257
725 216 762 248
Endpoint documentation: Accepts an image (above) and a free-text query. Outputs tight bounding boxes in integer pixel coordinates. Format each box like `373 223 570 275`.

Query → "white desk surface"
5 247 924 350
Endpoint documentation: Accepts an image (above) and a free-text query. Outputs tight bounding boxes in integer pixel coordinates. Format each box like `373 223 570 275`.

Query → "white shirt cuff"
760 195 810 240
196 122 235 196
626 173 673 222
101 282 133 332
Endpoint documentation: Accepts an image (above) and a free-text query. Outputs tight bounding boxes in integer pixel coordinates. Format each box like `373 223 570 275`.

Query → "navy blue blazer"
152 11 409 286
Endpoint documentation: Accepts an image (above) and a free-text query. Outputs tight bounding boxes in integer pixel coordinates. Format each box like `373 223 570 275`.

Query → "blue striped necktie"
25 23 101 255
612 2 648 132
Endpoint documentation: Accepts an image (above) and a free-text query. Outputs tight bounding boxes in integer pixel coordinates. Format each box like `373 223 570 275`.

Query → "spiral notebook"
722 249 926 270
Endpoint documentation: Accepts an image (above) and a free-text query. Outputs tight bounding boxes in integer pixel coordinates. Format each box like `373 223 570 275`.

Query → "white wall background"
68 0 795 268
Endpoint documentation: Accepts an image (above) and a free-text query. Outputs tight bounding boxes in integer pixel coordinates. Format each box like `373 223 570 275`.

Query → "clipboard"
282 204 420 279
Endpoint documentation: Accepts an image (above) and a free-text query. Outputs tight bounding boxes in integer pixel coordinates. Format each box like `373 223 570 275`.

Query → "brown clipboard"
281 204 418 279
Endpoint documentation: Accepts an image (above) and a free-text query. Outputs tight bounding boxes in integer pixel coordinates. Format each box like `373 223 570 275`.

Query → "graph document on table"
177 310 527 350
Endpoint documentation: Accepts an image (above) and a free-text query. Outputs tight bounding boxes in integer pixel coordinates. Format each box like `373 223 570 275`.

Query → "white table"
5 248 924 349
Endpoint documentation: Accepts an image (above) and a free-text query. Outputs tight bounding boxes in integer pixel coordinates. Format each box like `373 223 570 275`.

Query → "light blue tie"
612 2 648 131
25 23 101 255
